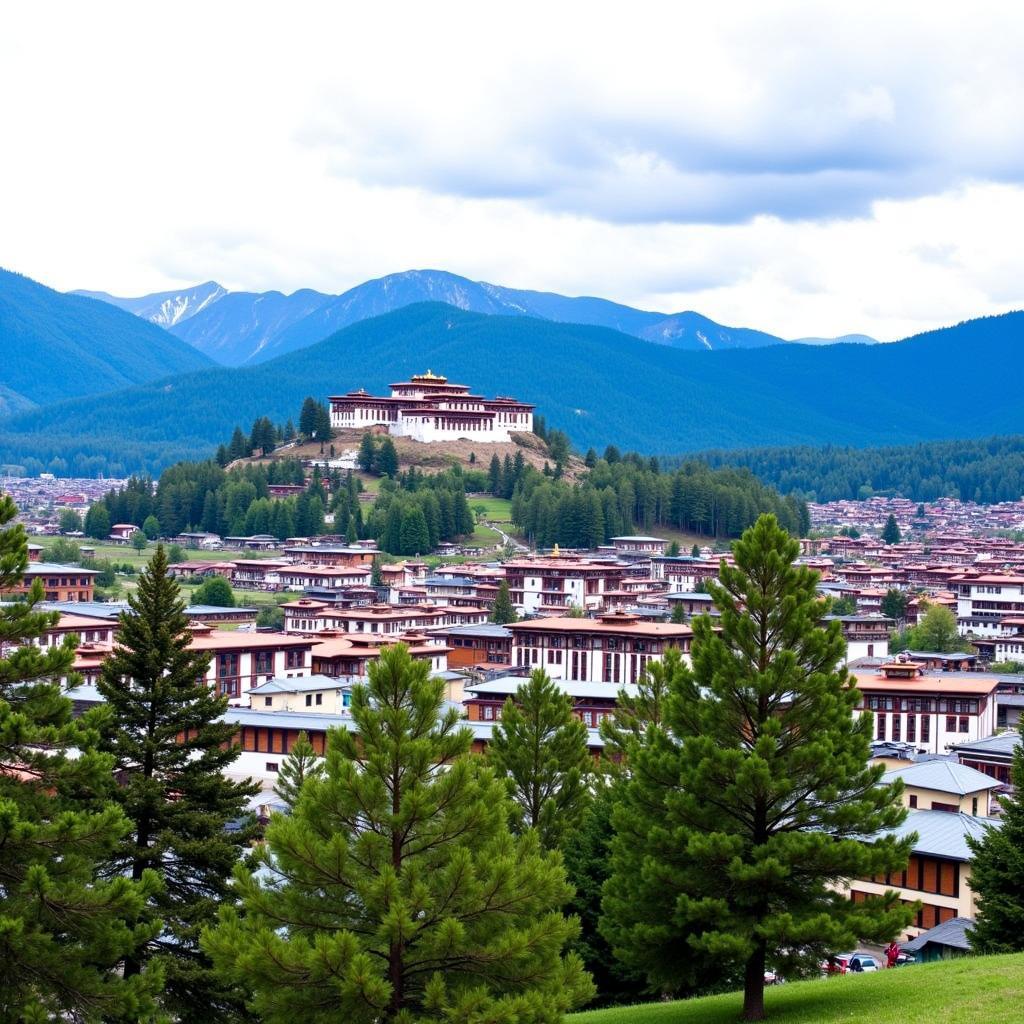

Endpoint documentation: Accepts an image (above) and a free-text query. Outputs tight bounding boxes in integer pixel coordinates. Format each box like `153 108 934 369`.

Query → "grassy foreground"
571 954 1024 1024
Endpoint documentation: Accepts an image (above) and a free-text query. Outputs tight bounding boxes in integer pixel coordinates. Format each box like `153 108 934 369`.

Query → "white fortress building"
328 371 534 444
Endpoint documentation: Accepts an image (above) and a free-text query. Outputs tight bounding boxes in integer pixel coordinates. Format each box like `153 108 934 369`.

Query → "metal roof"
881 760 1002 795
465 677 640 701
41 600 126 619
952 732 1022 758
186 604 257 614
902 917 975 953
26 562 100 575
247 674 353 695
874 809 1002 861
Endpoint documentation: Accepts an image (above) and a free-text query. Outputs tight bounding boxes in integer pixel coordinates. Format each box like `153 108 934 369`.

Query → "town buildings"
509 611 693 684
328 371 533 443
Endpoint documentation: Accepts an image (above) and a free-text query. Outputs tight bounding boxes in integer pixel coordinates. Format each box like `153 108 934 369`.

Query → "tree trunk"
741 941 766 1021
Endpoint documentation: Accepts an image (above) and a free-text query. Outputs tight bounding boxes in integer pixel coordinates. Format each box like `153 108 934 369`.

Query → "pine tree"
670 600 686 624
228 426 251 460
488 453 502 494
966 720 1024 952
882 513 901 545
298 396 319 438
202 644 594 1022
399 504 430 554
85 501 111 539
377 436 399 478
490 578 517 624
371 554 383 587
358 432 376 472
486 669 593 850
598 647 680 762
0 495 160 1021
96 544 261 1022
601 515 915 1020
273 730 325 810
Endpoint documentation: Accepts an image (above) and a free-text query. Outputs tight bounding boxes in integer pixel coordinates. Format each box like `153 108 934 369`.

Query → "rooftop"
881 760 1002 795
248 674 352 695
465 676 640 701
874 809 1001 861
901 917 975 954
951 732 1022 758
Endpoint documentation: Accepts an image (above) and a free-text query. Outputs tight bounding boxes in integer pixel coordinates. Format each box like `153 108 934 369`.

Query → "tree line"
686 434 1024 504
510 452 809 547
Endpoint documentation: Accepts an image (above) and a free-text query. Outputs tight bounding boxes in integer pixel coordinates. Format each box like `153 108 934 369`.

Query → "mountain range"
0 267 213 416
1 298 1021 478
73 269 874 366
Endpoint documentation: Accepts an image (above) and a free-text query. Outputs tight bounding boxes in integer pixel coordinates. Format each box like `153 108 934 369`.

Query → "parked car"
894 952 916 966
821 953 854 975
848 954 879 973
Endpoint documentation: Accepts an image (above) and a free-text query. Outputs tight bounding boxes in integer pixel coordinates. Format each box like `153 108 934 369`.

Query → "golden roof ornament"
552 544 560 558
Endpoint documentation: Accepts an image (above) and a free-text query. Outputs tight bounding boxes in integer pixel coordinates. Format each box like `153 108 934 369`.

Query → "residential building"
186 624 315 702
824 614 893 662
842 810 1002 939
432 623 513 670
879 760 1002 817
247 675 353 714
952 732 1021 787
509 611 693 684
850 661 999 753
503 554 626 614
1 562 98 602
464 675 630 730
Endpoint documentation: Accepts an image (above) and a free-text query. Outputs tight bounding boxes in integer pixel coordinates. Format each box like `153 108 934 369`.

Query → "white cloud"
1 0 1023 340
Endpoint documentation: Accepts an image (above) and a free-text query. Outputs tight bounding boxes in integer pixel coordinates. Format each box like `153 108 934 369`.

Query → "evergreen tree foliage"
59 506 83 533
967 721 1024 952
273 730 325 810
202 644 594 1022
562 784 646 1008
96 545 260 1022
358 431 376 472
601 515 915 1020
142 513 160 539
298 397 320 438
486 669 593 850
598 648 681 763
882 514 901 545
377 436 399 478
0 495 161 1021
490 578 517 624
670 601 686 624
85 501 111 539
193 575 236 607
881 588 910 622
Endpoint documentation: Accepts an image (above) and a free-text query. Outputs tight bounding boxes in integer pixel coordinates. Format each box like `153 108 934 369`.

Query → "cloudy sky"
2 1 1023 340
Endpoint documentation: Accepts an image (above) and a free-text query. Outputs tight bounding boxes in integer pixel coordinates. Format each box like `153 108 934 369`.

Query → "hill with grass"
2 303 1024 476
572 954 1024 1024
0 267 214 409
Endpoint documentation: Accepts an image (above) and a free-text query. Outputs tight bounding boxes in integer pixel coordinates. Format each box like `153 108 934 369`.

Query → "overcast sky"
3 1 1023 340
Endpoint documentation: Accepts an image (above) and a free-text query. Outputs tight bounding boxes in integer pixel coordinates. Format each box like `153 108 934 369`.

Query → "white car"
848 954 879 973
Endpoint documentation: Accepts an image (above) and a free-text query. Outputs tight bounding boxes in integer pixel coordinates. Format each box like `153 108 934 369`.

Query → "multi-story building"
952 731 1021 787
509 611 693 685
187 624 315 703
825 614 894 662
842 810 1003 939
503 554 626 614
850 661 1000 753
951 572 1024 636
464 675 630 730
2 562 98 602
284 601 487 636
432 623 513 670
328 372 533 443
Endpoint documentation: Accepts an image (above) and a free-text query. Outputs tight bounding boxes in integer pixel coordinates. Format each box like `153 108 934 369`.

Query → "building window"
876 713 886 741
316 693 323 706
921 716 930 743
306 694 313 706
945 715 956 732
484 706 494 720
892 715 901 742
908 794 918 808
265 762 279 773
264 696 272 707
959 716 969 733
907 714 916 743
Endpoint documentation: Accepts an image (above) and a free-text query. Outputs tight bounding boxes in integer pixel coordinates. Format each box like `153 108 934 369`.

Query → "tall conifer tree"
273 730 325 810
967 720 1024 952
602 514 914 1020
203 644 593 1022
0 495 159 1021
96 544 260 1022
490 578 517 624
487 669 592 850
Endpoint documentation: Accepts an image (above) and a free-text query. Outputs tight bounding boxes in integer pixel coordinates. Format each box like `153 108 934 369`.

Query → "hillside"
2 304 1023 476
0 267 214 408
572 953 1024 1024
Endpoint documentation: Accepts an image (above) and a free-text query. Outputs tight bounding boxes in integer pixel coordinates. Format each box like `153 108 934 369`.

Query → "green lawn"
571 955 1024 1024
468 497 513 523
